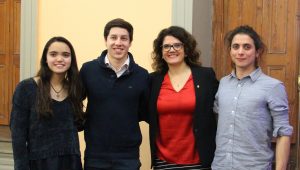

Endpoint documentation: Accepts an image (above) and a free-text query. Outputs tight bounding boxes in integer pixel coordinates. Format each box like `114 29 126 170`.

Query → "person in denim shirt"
10 36 84 170
212 25 293 170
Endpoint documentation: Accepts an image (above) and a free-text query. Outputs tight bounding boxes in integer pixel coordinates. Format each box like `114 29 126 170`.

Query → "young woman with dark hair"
10 36 84 170
149 26 218 169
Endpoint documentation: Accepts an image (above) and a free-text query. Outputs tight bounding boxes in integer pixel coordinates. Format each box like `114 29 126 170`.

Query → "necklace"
50 83 64 98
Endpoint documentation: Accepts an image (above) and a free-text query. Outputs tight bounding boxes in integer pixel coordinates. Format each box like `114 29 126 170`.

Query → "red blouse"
156 73 200 164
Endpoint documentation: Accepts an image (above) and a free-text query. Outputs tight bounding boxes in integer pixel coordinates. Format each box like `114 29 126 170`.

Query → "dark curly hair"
224 25 266 68
151 26 201 72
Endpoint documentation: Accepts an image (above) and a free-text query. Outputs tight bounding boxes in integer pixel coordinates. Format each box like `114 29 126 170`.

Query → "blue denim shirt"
10 78 81 170
212 68 293 170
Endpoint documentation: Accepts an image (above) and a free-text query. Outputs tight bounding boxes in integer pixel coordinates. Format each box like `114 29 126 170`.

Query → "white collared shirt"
105 55 130 77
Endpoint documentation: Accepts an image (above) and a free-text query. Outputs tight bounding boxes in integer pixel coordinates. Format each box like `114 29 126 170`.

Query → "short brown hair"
103 18 133 42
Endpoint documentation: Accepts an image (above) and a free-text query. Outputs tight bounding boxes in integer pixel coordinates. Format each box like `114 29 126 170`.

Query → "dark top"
10 78 82 170
148 66 219 168
79 50 149 163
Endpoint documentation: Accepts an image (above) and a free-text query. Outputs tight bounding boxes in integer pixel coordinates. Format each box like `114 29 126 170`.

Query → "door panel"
10 0 20 125
0 0 20 125
0 0 10 124
261 0 298 144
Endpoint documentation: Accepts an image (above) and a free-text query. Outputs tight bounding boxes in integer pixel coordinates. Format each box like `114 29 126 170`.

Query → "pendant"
56 93 60 98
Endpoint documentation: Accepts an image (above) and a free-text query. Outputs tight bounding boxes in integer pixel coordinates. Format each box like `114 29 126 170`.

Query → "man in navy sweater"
80 18 149 170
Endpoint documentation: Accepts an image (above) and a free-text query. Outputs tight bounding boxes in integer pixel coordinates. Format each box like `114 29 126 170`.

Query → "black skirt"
153 158 211 170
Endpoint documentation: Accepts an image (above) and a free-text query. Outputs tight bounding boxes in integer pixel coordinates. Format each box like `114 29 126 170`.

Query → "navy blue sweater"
10 78 81 170
80 50 149 160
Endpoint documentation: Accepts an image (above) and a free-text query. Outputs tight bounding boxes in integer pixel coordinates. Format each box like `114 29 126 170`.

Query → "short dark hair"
103 18 133 42
225 25 266 68
151 26 201 72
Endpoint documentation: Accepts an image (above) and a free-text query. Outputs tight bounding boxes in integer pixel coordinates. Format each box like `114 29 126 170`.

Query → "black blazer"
148 66 219 168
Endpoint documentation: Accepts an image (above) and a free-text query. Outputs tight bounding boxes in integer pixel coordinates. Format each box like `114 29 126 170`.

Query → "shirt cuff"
273 125 293 137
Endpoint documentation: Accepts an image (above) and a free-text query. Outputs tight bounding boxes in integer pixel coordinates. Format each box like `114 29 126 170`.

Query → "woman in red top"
148 26 218 169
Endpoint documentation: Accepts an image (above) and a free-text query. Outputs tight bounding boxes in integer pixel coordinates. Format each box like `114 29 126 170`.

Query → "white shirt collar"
105 55 130 77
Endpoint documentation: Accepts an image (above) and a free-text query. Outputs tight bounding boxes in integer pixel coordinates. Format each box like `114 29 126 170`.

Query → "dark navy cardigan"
10 78 81 170
148 66 218 168
80 50 149 161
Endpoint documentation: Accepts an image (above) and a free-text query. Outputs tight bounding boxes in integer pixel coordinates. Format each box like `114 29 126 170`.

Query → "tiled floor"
0 126 13 170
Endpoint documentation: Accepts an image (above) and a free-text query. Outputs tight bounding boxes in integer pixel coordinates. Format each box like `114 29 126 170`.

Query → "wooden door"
212 0 299 169
297 9 300 169
0 0 20 125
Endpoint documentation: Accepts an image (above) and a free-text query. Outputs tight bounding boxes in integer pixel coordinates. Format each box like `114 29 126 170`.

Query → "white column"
20 0 38 80
172 0 193 33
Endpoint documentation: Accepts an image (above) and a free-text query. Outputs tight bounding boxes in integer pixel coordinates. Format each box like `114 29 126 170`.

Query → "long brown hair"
35 36 84 122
